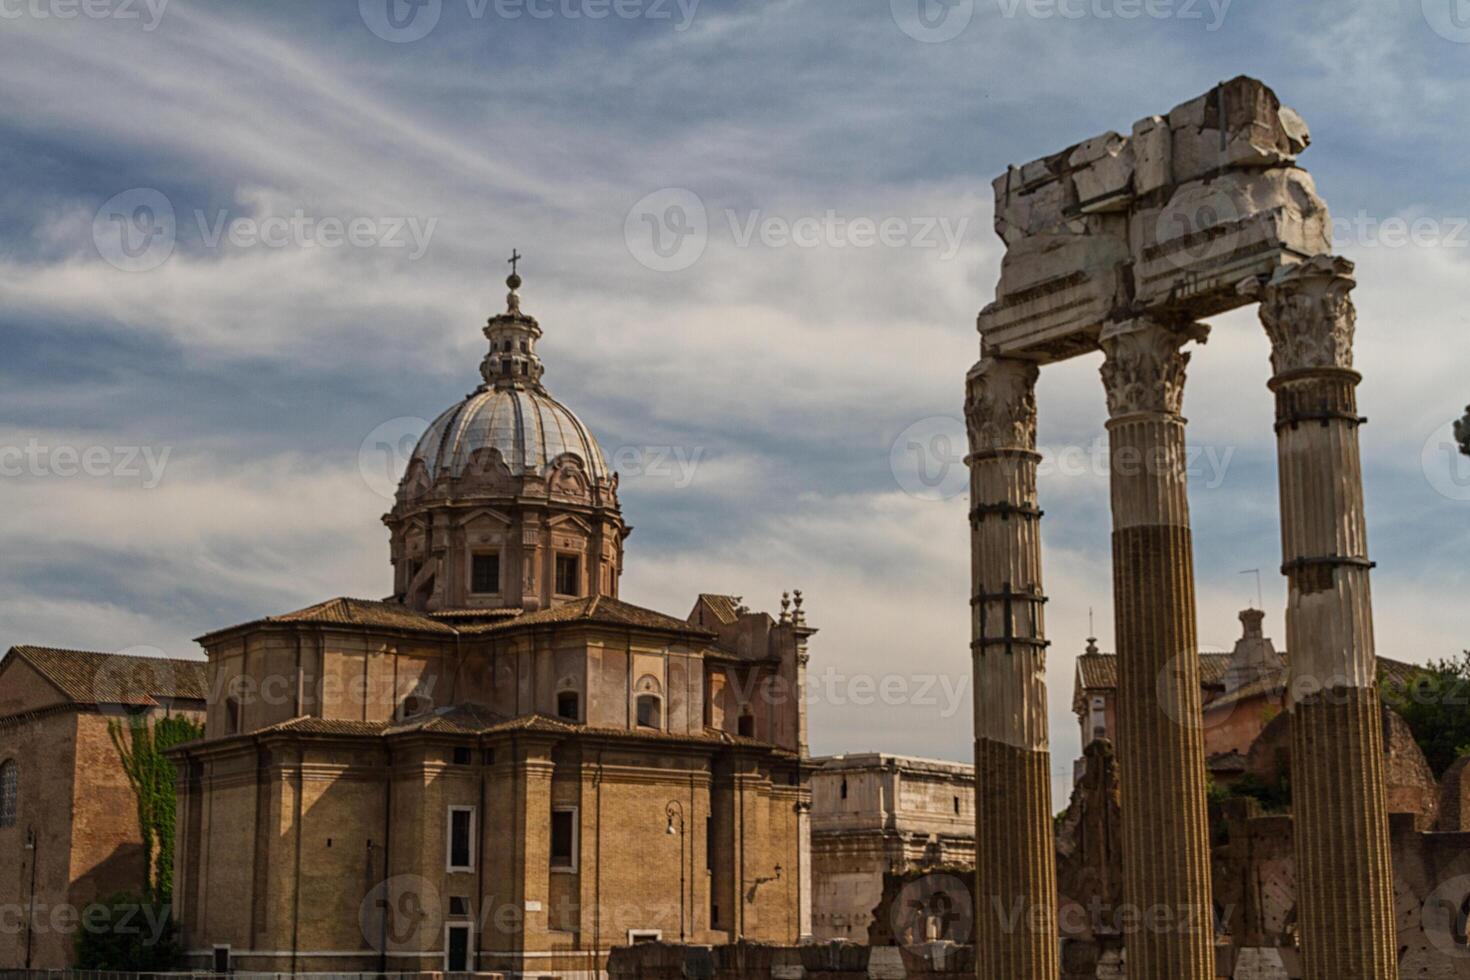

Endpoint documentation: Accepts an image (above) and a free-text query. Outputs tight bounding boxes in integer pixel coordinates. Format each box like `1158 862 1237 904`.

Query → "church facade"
169 270 815 978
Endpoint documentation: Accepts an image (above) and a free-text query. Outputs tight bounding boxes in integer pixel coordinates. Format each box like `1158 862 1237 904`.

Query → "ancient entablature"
979 75 1331 362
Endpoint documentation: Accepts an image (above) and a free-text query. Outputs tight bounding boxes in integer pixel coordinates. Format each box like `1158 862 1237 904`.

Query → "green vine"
109 713 204 904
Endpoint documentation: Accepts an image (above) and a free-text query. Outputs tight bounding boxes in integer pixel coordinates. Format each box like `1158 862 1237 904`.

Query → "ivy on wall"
109 713 204 904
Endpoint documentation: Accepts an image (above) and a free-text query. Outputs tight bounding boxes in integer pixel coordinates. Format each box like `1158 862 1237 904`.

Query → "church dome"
411 386 609 483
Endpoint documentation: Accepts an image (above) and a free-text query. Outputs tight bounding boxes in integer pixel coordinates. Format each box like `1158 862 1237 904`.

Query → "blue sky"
3 0 1470 803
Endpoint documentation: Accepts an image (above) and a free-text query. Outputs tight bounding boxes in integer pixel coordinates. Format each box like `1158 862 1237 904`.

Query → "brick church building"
168 269 816 977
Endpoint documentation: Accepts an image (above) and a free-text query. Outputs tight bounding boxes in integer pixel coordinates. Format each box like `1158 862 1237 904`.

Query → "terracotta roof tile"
697 594 742 625
5 646 207 707
1077 652 1232 693
266 597 456 633
467 595 713 637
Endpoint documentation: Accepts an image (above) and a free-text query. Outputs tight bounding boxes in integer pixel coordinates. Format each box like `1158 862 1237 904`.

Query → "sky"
3 0 1470 805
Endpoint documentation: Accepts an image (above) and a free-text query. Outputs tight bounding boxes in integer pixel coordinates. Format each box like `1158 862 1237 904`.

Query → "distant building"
809 753 973 942
0 645 206 969
1071 608 1425 793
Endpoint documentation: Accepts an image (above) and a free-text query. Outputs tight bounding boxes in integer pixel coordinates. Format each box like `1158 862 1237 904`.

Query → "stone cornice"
1099 318 1209 419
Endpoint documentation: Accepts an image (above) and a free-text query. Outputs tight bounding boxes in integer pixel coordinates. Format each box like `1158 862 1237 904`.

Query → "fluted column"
963 356 1058 980
1099 317 1216 980
1252 255 1397 980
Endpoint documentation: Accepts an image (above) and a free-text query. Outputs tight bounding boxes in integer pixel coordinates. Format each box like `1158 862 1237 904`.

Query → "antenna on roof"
1239 569 1263 610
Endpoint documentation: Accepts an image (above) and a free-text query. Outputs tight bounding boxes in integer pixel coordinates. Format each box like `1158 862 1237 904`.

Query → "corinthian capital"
965 356 1039 454
1099 318 1209 419
1246 254 1357 376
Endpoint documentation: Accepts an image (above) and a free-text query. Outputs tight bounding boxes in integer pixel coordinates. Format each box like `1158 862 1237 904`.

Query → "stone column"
1098 317 1215 980
963 356 1057 980
1252 255 1397 980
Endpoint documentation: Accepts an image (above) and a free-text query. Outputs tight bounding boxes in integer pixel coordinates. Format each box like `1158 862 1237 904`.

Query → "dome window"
555 554 581 597
471 553 501 595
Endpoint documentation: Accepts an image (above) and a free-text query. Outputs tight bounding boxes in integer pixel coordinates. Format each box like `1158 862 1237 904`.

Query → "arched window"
636 694 662 729
634 675 663 729
0 760 16 828
225 697 242 735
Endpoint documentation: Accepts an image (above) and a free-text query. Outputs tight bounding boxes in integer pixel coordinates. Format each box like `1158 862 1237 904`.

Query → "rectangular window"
629 930 662 944
555 554 580 596
447 807 475 872
705 815 714 872
445 923 472 972
471 553 500 594
550 807 578 871
212 947 231 973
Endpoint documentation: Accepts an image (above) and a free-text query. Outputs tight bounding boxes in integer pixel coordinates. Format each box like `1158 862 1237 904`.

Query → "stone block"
1132 115 1172 196
1130 167 1331 317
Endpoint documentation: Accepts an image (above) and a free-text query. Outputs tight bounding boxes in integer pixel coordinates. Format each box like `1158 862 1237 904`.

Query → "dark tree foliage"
1383 652 1470 779
73 893 180 971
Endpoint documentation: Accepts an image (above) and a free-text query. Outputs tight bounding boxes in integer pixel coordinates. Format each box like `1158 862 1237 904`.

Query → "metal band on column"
1251 255 1398 980
1099 318 1216 980
964 356 1058 980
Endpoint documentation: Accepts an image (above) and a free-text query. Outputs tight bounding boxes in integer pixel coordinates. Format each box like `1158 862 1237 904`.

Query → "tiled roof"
265 597 457 634
1077 652 1232 692
468 595 713 638
4 646 207 707
697 594 742 625
1205 656 1427 712
245 707 791 755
